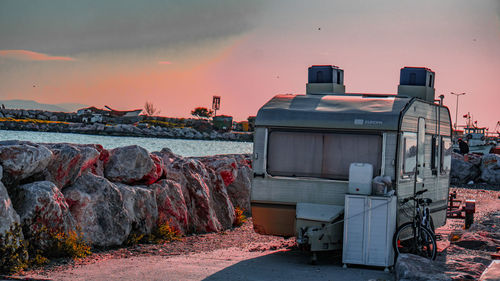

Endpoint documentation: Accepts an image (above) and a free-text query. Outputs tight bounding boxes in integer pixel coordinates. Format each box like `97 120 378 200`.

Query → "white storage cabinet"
342 195 396 270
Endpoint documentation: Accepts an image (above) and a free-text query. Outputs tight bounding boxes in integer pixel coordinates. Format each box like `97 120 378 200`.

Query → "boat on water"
453 116 497 154
462 126 495 154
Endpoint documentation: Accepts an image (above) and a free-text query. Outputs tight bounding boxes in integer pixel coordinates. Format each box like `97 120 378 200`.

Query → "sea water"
0 130 253 157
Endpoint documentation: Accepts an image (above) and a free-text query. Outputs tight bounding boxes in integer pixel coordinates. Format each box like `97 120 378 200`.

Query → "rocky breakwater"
451 152 500 186
0 141 252 248
0 116 252 142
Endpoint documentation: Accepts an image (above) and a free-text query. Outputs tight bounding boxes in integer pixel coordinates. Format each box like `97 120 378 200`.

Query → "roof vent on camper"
306 65 345 95
397 67 435 102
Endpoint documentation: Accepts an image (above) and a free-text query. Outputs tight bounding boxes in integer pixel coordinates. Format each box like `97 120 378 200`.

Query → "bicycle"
393 189 437 260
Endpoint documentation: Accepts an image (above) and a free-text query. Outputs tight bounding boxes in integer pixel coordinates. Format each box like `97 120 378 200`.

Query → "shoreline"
0 122 253 143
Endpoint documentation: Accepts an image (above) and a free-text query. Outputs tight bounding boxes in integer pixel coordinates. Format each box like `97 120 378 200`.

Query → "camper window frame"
401 132 417 179
265 128 383 181
440 136 452 175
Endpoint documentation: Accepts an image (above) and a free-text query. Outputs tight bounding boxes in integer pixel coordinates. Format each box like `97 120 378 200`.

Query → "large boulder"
451 154 480 185
395 254 451 281
227 163 252 213
42 143 101 189
12 181 75 236
0 141 53 184
148 179 189 233
173 158 222 233
115 183 158 235
63 173 131 247
0 178 20 235
104 145 163 185
197 154 252 212
480 154 500 184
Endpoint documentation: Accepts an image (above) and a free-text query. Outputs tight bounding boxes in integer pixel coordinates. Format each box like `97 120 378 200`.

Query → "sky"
0 0 499 129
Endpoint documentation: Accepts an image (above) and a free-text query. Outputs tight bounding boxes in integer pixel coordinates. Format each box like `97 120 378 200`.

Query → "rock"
42 143 100 189
148 179 188 233
480 154 500 184
0 141 53 183
465 153 482 166
227 164 252 213
451 231 498 252
63 173 131 247
12 181 75 236
395 254 452 281
115 183 158 235
451 157 480 185
104 145 163 185
198 154 252 213
0 180 20 235
174 158 221 233
480 260 500 281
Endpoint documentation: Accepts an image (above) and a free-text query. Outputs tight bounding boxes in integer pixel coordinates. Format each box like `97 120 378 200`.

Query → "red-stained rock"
176 158 221 233
0 178 20 235
115 183 158 235
104 145 163 185
226 164 252 213
148 179 188 233
42 143 101 189
12 181 75 236
0 140 53 182
63 173 131 247
143 153 164 185
198 154 252 213
157 152 237 233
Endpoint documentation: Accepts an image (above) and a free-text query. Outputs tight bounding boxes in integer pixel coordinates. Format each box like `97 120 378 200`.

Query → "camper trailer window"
267 131 382 180
402 132 417 178
440 137 452 174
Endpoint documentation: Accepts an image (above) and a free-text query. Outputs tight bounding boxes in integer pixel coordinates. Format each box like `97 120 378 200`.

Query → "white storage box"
343 195 397 270
348 163 373 195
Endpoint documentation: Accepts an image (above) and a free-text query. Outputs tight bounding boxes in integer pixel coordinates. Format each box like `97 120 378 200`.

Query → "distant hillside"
0 100 88 113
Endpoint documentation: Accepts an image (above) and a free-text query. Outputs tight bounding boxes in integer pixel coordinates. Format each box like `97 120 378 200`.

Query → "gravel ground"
435 186 500 280
4 186 499 281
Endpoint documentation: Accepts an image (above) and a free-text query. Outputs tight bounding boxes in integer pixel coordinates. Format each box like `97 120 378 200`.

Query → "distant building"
213 115 233 131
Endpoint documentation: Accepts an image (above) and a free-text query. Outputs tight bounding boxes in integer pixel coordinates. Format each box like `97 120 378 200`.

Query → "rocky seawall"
0 119 253 142
0 141 252 247
450 152 500 187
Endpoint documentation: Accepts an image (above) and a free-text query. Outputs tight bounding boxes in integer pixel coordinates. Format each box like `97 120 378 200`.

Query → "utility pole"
451 92 466 131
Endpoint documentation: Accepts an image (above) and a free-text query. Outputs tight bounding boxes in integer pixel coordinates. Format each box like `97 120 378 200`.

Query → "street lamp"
451 92 466 131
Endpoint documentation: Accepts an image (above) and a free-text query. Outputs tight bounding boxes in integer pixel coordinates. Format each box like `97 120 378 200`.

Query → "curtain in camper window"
267 131 382 180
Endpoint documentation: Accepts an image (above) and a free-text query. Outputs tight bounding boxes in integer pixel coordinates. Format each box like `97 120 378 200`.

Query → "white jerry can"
348 163 373 195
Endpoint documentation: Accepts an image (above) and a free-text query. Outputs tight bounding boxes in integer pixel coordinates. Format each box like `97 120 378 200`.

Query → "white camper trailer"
251 65 452 255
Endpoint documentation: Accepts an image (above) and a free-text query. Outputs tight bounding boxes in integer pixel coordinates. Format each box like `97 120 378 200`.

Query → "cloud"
0 50 75 61
0 0 265 55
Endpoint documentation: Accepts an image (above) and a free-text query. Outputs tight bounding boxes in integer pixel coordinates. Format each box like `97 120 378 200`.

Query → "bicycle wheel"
393 222 437 260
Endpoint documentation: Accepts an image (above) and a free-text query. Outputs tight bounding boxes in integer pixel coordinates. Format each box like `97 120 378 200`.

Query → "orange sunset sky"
0 0 499 129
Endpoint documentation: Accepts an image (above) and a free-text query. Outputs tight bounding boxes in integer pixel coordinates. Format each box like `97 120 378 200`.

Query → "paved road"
20 248 394 281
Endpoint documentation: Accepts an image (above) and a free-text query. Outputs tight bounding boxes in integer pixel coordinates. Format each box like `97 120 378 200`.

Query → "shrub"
233 207 247 227
139 119 184 129
0 223 29 275
149 220 182 244
125 220 182 246
22 211 91 269
44 228 91 259
0 117 69 125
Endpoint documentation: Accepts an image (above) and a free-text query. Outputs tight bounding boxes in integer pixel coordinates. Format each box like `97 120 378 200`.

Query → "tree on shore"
144 101 161 116
191 107 213 119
